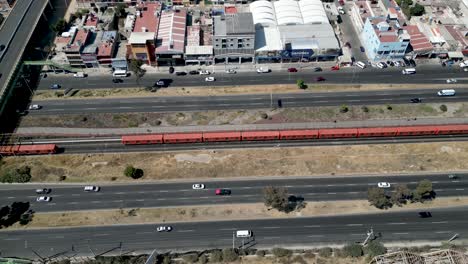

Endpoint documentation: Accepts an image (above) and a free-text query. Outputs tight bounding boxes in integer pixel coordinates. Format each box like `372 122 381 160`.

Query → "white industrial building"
250 0 340 62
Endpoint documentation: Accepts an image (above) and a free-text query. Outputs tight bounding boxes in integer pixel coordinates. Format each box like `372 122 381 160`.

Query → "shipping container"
241 131 280 141
122 134 163 145
279 130 319 140
357 127 398 137
436 125 468 135
319 128 358 138
203 131 242 142
163 133 203 143
397 126 436 136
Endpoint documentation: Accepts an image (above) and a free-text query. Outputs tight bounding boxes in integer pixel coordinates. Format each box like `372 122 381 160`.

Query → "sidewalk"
16 117 468 136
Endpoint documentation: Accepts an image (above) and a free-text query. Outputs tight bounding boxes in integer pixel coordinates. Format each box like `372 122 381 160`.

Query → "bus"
113 70 128 77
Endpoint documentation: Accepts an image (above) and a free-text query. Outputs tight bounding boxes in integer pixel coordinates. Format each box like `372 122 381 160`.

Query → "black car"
175 71 187 76
419 212 432 218
410 98 421 103
112 78 123 83
154 80 165 87
189 70 199 75
360 46 365 52
277 99 283 108
313 67 322 72
169 66 175 74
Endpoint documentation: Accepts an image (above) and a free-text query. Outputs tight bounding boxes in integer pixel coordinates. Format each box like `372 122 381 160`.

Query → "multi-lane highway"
0 174 464 213
37 65 467 91
30 88 468 115
1 207 467 258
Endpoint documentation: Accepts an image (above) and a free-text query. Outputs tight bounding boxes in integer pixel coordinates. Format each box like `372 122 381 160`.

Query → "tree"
318 247 333 257
367 187 392 209
129 59 145 84
1 166 32 183
198 254 208 264
342 243 363 257
410 3 425 16
296 79 306 89
412 179 434 202
51 19 67 33
124 165 144 179
115 3 127 18
391 184 412 206
263 186 290 212
365 241 387 257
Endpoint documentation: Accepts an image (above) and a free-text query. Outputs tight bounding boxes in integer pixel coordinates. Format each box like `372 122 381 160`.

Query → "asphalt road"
30 88 468 115
37 65 467 91
0 207 466 259
0 0 47 97
0 174 465 213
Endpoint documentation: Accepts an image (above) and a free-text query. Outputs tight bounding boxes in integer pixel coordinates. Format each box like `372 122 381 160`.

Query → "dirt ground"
32 83 467 101
6 197 466 230
1 142 468 182
19 102 461 128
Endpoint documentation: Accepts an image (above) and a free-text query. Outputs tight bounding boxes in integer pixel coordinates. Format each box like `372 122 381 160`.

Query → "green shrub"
291 255 307 264
342 243 364 257
124 165 144 179
361 106 369 113
210 250 222 262
1 166 32 183
182 254 198 263
439 105 447 112
340 105 349 113
365 241 387 257
318 247 333 257
222 248 239 262
272 248 293 258
256 250 266 257
162 256 172 264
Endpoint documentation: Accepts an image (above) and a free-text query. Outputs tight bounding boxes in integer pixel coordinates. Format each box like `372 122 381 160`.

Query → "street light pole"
232 231 235 249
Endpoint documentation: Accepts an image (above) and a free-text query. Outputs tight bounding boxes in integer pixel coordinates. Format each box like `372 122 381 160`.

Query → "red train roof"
319 128 358 134
122 134 163 141
397 126 437 132
280 130 319 136
241 131 280 137
203 131 242 138
164 133 203 140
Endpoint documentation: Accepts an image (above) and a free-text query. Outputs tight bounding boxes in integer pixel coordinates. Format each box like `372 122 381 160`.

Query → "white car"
377 182 391 188
192 184 205 190
459 62 467 68
199 70 210 75
84 186 100 192
73 72 86 78
226 69 236 74
446 78 457 84
157 226 172 232
205 76 215 82
36 196 51 202
28 104 41 110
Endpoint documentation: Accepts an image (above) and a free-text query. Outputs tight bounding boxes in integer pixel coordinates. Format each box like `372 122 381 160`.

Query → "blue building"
362 16 410 61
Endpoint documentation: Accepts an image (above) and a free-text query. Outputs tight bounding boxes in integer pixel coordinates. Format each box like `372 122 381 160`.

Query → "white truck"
256 67 270 73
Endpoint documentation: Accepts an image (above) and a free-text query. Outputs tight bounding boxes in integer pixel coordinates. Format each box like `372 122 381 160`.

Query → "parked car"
360 46 365 52
388 61 395 67
36 196 51 202
215 188 231 195
226 69 237 74
175 71 187 76
394 61 402 67
316 76 326 82
331 65 340 71
192 184 205 190
205 76 215 82
50 84 61 89
154 80 166 87
189 70 200 75
377 182 391 188
410 98 422 103
287 67 298 72
313 67 322 72
157 226 172 232
169 66 175 74
28 104 41 110
73 72 86 78
446 78 457 84
36 188 51 194
199 70 210 75
84 186 100 192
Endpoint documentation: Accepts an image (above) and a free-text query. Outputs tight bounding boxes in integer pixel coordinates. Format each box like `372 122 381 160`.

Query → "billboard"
281 49 313 59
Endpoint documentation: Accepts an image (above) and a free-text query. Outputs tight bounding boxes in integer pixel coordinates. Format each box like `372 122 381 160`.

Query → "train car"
436 124 468 135
122 134 163 145
396 126 437 136
241 131 280 141
357 127 398 137
0 145 20 155
0 144 58 155
163 133 203 144
203 131 242 142
279 130 319 140
318 128 358 139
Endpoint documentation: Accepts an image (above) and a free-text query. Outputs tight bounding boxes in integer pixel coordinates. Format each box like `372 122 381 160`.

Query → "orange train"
3 124 468 156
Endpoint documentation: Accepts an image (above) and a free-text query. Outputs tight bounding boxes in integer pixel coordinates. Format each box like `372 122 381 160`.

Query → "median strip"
3 197 468 231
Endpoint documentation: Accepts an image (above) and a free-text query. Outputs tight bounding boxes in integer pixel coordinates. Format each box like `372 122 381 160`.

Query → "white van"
402 68 416 74
113 70 128 77
437 89 456 96
236 230 252 238
73 72 86 78
355 61 366 69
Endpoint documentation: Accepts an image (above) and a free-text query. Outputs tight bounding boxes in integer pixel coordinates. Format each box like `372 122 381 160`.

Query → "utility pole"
448 233 459 242
232 231 235 249
362 227 374 246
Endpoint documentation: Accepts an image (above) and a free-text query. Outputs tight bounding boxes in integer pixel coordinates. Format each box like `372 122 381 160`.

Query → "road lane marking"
347 192 360 194
3 238 20 241
387 222 407 225
263 236 280 239
219 228 236 231
115 192 126 194
304 225 321 228
327 192 337 195
157 198 167 200
93 233 109 237
435 231 451 234
84 108 97 110
262 226 281 229
54 236 65 239
47 203 57 206
346 224 363 227
431 221 448 224
118 107 133 109
307 235 324 238
392 232 409 235
455 188 465 191
7 197 15 199
240 187 252 189
159 190 169 193
350 234 363 236
72 194 81 196
113 200 123 203
136 232 153 235
91 201 101 203
67 202 78 205
136 199 145 202
177 230 195 233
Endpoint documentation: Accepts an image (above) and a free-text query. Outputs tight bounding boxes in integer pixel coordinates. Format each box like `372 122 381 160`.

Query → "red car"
287 67 298 72
316 76 326 82
215 188 231 195
331 65 340 71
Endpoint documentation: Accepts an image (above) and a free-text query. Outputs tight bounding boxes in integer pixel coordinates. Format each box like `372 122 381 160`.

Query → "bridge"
0 0 51 114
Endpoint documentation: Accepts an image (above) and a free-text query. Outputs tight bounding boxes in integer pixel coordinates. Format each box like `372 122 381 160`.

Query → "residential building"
64 29 91 68
362 16 410 60
213 13 255 63
97 30 118 64
155 9 187 66
185 25 213 65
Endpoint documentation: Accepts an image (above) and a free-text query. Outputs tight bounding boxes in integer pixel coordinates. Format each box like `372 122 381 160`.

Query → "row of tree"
368 180 435 209
0 202 33 229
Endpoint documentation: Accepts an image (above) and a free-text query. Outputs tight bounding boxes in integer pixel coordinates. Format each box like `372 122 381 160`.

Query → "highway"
0 174 465 213
0 207 467 259
0 0 48 109
37 65 467 91
30 88 468 115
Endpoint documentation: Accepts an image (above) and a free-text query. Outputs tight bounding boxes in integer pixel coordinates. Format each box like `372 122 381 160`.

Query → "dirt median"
32 83 468 101
5 197 467 230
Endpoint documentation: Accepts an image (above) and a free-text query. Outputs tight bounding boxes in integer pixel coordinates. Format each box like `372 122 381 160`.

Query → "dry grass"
32 83 468 101
7 197 467 230
1 142 468 183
